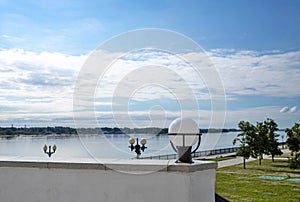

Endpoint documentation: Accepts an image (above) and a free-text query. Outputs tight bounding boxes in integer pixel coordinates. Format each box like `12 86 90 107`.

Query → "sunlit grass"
216 159 300 202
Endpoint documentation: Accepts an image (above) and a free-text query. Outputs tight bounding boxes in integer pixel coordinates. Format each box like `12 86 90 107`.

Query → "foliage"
0 126 242 136
288 153 300 169
233 121 254 169
285 123 300 169
252 122 269 165
264 118 283 162
285 123 300 156
234 118 282 167
0 126 78 136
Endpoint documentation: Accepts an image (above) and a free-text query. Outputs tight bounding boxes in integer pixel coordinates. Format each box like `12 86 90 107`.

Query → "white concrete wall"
0 160 216 202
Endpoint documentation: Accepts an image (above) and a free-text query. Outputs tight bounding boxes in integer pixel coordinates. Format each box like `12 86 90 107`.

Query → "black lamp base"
176 146 193 163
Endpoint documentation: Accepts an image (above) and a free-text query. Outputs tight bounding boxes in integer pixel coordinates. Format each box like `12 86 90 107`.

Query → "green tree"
285 123 300 156
264 118 282 162
233 121 254 169
252 122 269 165
285 123 300 168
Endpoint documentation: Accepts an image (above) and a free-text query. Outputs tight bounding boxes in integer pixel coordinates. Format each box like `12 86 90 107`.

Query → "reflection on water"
0 131 286 160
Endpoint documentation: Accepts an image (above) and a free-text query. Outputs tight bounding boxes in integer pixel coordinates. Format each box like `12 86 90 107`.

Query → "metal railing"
143 147 238 160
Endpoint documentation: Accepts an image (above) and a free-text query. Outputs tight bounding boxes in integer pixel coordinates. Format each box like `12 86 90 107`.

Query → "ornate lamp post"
168 117 201 163
129 138 147 159
43 144 57 157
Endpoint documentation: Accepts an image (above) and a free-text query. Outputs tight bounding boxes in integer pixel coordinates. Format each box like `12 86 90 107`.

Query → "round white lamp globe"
168 117 199 147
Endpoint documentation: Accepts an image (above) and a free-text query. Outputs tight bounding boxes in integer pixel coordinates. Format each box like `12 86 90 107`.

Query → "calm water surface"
0 131 286 161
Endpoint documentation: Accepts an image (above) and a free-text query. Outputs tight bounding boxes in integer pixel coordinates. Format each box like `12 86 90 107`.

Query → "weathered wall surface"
0 160 216 202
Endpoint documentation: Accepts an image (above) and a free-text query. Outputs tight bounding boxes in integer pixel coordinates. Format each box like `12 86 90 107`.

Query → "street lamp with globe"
129 137 147 159
168 117 201 163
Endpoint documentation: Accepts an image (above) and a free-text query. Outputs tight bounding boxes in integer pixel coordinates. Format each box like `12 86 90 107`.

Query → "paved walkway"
194 149 291 168
219 149 290 168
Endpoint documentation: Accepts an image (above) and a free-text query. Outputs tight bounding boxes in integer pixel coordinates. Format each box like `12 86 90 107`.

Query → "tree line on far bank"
233 118 300 169
0 126 77 136
0 126 240 136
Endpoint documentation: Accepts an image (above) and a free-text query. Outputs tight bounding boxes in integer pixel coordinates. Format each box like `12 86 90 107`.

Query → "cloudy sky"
0 0 299 129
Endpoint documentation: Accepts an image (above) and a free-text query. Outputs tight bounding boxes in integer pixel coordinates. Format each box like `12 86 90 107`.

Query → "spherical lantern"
129 138 135 145
140 138 147 145
168 117 201 163
168 117 199 147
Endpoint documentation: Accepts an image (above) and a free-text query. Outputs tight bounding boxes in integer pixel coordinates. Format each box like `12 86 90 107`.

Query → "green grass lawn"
216 159 300 202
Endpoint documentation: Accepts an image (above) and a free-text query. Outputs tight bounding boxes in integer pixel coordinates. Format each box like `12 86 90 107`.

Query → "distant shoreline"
0 126 284 138
0 126 286 138
0 126 242 138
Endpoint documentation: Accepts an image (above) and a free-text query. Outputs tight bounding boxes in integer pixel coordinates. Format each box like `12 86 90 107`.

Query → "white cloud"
0 48 299 127
93 49 219 103
210 49 300 97
279 106 298 113
0 49 86 126
224 106 299 128
1 34 24 43
289 106 298 113
74 48 300 107
280 106 289 113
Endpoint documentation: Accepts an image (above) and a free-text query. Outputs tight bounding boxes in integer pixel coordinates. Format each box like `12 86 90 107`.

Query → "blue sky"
1 0 300 54
0 0 299 129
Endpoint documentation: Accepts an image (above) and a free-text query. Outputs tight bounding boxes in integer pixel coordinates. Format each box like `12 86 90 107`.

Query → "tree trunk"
259 156 262 165
272 155 275 162
243 157 246 169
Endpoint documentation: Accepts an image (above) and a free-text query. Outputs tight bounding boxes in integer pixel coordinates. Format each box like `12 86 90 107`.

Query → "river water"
0 131 286 161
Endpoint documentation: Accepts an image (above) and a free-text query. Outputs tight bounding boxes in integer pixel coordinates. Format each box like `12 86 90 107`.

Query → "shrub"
289 153 300 169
